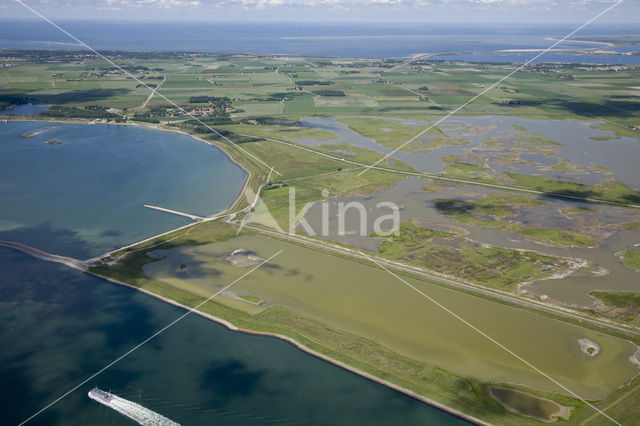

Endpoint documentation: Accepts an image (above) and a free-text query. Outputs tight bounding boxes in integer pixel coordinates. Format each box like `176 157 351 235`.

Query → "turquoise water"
0 121 246 258
0 249 468 425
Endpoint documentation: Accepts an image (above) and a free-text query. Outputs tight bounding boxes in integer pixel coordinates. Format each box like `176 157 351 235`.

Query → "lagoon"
0 121 246 258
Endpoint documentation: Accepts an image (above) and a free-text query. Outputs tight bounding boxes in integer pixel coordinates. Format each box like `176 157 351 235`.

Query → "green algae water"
0 121 467 424
143 235 640 401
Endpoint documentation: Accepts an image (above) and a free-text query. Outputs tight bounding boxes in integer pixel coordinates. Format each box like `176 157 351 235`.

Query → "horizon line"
3 17 640 26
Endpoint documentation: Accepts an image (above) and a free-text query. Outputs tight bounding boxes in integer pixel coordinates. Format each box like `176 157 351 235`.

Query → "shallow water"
295 116 486 173
295 115 640 189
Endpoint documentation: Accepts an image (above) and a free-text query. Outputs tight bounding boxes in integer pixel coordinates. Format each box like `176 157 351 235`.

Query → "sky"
2 0 638 23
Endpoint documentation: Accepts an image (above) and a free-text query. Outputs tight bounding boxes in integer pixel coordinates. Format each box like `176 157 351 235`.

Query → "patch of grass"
566 206 600 215
441 158 500 184
517 228 597 248
338 117 445 151
274 126 338 140
589 291 640 326
591 135 621 141
551 160 572 171
375 220 575 292
238 294 262 304
489 387 570 422
592 122 640 143
619 249 640 271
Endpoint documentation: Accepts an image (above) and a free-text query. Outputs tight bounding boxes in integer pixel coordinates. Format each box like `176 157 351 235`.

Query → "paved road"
135 76 166 110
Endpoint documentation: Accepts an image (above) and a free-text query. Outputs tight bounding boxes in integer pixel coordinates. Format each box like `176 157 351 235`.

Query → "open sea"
1 20 639 63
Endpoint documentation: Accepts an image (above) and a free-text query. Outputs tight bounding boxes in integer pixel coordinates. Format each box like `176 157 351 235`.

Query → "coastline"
2 116 636 424
85 269 489 426
1 116 490 424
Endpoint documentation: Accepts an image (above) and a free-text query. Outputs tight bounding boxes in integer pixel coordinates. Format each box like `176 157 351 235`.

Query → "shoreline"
2 116 638 423
85 269 489 426
0 116 489 423
0 116 254 220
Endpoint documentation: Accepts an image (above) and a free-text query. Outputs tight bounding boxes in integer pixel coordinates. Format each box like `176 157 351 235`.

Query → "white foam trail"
89 387 180 426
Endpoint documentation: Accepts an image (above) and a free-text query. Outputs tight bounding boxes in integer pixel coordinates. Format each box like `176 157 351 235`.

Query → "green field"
619 249 640 271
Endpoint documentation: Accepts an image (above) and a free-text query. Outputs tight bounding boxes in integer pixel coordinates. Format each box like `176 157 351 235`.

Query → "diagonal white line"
19 249 283 425
12 0 281 176
357 0 625 176
362 253 622 425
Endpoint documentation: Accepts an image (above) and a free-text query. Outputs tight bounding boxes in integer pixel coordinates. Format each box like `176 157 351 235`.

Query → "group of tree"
39 105 120 119
188 96 232 107
312 89 345 97
295 80 334 86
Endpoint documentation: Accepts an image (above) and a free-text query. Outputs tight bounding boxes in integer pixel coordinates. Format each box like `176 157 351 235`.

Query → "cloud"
103 0 201 8
25 0 629 9
10 0 634 21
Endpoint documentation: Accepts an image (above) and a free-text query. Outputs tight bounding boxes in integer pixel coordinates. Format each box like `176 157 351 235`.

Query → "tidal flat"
291 115 640 189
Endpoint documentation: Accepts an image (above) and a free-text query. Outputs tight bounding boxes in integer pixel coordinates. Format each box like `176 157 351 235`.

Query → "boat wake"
88 387 180 426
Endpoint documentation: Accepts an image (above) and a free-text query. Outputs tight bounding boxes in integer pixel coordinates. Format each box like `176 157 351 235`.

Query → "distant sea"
1 20 639 63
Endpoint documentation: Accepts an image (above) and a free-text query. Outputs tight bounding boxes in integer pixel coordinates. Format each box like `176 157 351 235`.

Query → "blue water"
0 121 246 258
1 20 638 61
3 103 49 115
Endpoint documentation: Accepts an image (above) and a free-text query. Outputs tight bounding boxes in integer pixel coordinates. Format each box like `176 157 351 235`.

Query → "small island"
18 129 48 138
578 338 601 357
